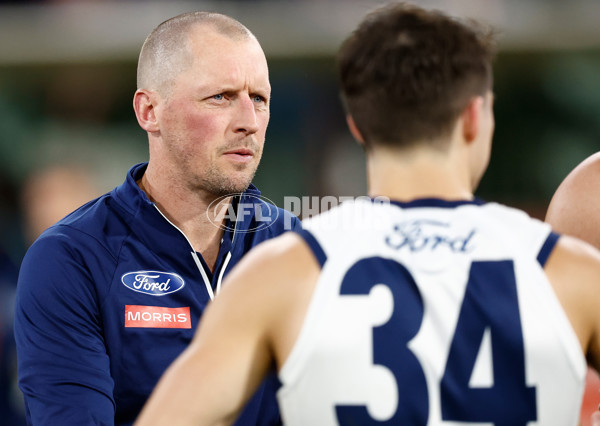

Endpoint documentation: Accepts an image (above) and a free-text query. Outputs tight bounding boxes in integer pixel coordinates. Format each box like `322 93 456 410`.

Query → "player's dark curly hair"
337 2 496 150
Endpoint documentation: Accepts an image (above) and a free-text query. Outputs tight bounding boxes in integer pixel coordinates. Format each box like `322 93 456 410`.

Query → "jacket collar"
111 162 264 258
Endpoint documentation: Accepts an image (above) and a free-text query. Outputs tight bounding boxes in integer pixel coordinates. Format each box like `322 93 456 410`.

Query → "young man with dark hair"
137 3 600 425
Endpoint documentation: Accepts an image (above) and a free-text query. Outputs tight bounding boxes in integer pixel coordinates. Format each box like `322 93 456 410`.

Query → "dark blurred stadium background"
0 1 599 425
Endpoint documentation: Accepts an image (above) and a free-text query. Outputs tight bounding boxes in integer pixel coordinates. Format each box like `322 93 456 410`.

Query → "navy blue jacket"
14 163 300 425
0 249 24 426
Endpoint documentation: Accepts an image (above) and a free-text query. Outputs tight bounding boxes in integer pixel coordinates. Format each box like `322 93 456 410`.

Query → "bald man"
15 12 300 425
546 152 600 426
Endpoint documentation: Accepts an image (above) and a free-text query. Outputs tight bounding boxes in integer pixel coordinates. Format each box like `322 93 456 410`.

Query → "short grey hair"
137 11 255 94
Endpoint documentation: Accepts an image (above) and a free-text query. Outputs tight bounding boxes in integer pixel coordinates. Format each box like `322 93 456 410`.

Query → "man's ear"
462 96 483 143
346 115 366 147
133 89 160 133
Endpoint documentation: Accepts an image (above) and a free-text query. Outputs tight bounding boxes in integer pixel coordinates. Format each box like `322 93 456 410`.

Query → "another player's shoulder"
545 234 600 320
550 152 600 203
562 152 600 183
219 232 320 318
548 234 600 272
546 153 600 243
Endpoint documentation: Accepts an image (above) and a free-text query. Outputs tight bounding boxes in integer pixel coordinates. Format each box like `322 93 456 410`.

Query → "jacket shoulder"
35 190 133 257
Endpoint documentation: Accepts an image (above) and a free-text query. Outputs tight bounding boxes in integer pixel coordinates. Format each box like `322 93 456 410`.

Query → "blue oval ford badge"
121 271 185 296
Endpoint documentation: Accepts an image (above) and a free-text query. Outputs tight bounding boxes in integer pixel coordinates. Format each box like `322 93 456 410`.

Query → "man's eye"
213 94 224 100
253 95 265 103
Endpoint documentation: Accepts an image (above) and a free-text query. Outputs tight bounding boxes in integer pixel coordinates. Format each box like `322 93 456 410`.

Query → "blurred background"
1 0 600 261
0 0 599 424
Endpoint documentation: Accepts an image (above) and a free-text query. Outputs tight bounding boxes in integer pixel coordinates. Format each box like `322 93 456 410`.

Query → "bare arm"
135 232 319 425
545 235 600 371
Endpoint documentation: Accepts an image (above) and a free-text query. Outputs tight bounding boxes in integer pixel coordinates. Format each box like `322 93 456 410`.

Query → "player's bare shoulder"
229 231 320 282
546 234 600 297
546 152 600 250
221 231 321 367
547 152 600 213
564 152 600 184
544 233 600 366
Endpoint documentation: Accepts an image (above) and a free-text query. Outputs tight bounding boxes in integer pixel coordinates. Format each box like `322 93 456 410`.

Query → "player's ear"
133 89 160 133
346 115 366 147
461 96 484 143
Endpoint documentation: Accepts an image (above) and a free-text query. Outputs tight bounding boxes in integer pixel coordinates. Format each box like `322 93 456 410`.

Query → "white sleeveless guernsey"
278 198 586 426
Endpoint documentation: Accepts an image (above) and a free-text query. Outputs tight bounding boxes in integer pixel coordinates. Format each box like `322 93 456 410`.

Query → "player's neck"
366 145 474 202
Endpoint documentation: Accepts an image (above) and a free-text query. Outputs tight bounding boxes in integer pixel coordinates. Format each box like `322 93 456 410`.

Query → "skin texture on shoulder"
544 234 600 371
546 152 600 249
135 232 320 425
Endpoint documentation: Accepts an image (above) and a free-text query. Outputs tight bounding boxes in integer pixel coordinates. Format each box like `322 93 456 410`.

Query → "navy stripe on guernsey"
295 229 327 267
537 231 560 267
385 197 486 209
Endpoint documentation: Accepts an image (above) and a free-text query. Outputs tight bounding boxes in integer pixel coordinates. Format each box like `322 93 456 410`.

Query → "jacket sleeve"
14 229 115 425
290 214 302 232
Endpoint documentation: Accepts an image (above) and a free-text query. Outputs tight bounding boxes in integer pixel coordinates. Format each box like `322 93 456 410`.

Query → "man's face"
156 28 271 197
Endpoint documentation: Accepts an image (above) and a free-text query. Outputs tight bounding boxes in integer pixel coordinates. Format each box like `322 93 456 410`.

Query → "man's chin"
209 178 254 198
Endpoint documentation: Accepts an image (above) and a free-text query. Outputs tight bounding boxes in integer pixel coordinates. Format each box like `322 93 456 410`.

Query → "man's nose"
234 95 259 135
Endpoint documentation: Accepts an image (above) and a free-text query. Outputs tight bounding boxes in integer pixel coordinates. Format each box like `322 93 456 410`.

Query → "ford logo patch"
121 271 185 296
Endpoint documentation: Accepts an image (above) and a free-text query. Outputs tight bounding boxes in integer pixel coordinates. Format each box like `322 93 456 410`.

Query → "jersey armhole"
537 231 560 267
294 229 327 268
279 230 329 392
